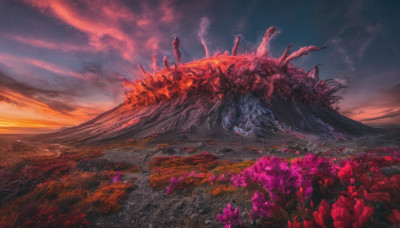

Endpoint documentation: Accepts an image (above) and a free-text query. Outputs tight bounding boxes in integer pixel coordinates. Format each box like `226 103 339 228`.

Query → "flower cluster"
166 176 184 194
331 196 375 228
214 148 400 227
231 156 304 201
250 191 275 219
217 203 242 228
112 171 121 183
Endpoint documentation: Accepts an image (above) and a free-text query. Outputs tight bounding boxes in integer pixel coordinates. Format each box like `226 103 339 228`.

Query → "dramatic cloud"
0 69 81 115
0 53 84 79
2 33 92 53
0 0 398 133
23 0 179 63
0 68 116 132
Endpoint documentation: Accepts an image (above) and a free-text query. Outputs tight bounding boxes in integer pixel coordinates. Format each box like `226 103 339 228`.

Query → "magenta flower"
331 196 375 228
250 191 274 219
217 203 242 228
217 174 229 182
313 199 331 228
166 176 183 194
209 175 216 185
231 156 302 201
112 171 121 183
292 153 336 177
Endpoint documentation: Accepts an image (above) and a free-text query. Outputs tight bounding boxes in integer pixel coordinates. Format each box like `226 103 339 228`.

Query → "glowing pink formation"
121 26 344 108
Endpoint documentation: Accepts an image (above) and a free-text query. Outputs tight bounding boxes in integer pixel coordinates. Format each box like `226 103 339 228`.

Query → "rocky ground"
87 131 400 228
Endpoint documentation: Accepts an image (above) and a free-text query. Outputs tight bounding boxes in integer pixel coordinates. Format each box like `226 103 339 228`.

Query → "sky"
0 0 399 134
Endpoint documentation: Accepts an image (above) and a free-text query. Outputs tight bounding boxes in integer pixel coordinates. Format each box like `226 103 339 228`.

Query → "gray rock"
218 147 233 153
381 165 400 176
159 147 176 154
76 158 115 172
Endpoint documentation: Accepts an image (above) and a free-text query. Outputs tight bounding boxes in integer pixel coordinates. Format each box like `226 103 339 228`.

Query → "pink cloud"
24 0 180 63
340 83 400 127
3 34 92 53
0 53 83 79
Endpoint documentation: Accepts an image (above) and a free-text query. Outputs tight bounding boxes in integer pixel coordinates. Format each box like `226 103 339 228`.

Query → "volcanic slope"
41 26 377 144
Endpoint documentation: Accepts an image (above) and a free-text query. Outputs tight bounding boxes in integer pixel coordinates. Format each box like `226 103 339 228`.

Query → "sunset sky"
0 0 399 134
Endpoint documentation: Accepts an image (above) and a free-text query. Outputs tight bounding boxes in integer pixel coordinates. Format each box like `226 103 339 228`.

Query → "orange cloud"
0 68 117 134
0 0 183 134
0 90 114 134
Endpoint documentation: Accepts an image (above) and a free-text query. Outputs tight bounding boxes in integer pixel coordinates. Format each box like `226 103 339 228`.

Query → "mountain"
36 26 377 144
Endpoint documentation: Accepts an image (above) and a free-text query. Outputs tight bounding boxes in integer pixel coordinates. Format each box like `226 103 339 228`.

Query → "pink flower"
231 156 302 201
303 219 315 228
217 203 242 228
288 216 302 228
166 176 183 194
209 175 216 185
364 191 390 202
288 216 314 228
338 162 354 181
388 209 400 226
352 199 374 228
250 191 274 219
331 196 353 228
292 154 336 177
217 174 229 182
112 171 121 183
313 199 330 228
331 196 375 228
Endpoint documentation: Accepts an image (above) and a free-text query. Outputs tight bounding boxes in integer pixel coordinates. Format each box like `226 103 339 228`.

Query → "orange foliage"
213 160 255 175
149 152 231 190
0 145 137 227
149 152 255 196
211 184 236 196
85 182 133 213
0 208 19 228
60 147 104 161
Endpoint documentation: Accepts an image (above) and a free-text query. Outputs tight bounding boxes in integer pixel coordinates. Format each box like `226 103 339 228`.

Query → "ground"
0 132 400 227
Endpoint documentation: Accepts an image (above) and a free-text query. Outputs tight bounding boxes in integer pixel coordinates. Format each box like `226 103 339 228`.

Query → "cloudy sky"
0 0 399 133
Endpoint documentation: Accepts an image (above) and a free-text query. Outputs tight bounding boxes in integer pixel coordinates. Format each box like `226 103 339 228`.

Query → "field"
1 134 399 227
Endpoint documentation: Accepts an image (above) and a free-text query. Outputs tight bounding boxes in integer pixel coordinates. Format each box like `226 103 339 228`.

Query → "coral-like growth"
122 27 341 108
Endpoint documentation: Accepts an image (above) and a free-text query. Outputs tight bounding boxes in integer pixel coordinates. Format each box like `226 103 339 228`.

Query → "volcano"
43 26 376 144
